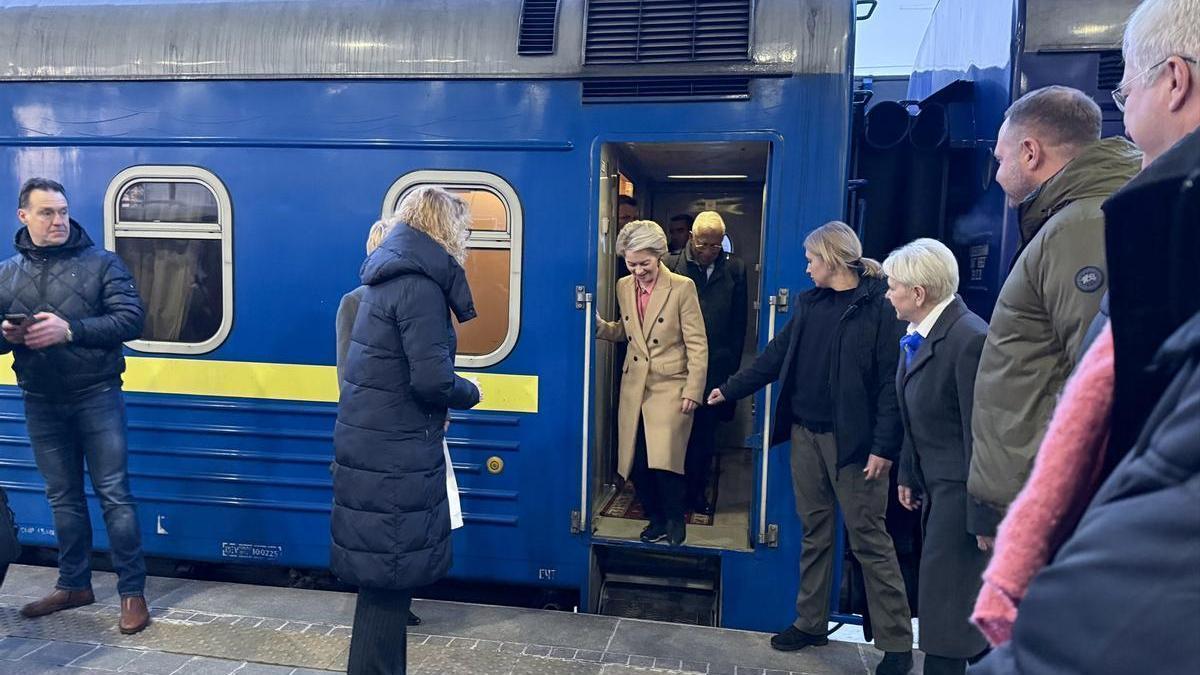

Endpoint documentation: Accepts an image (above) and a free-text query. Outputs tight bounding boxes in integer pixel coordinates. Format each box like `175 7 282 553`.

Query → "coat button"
653 339 659 344
658 318 664 323
633 356 638 361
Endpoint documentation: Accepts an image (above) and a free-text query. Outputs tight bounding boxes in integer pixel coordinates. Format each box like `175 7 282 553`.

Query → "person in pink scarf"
971 324 1114 646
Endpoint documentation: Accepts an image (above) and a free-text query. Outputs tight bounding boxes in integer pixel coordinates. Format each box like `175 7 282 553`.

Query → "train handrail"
758 295 779 545
574 287 594 534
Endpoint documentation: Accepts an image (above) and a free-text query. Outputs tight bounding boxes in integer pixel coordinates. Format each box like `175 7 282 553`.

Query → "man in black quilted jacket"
0 178 149 634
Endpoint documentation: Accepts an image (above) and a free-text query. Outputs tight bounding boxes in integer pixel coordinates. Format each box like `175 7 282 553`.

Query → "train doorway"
589 140 771 553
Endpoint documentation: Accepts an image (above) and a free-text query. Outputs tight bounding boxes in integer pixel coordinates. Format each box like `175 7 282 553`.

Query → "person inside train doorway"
596 220 708 547
883 239 992 675
968 86 1141 523
666 211 747 515
667 214 694 255
708 221 913 675
617 195 639 228
334 216 453 630
0 178 149 634
331 187 481 675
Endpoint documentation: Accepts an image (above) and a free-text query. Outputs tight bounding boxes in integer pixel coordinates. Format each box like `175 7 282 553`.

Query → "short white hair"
882 238 959 304
1123 0 1200 74
616 220 668 257
692 211 726 237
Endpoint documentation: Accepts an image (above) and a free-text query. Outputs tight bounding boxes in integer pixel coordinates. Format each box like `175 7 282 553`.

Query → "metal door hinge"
776 288 790 313
575 285 590 310
570 510 583 534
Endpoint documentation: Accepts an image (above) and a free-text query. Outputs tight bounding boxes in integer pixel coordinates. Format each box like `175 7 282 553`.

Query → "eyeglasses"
1112 55 1197 112
693 241 724 250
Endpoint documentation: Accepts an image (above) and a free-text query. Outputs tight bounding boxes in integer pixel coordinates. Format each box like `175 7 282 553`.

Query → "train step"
594 545 720 626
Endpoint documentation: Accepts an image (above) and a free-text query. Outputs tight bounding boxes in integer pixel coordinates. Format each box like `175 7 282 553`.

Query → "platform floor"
0 565 920 674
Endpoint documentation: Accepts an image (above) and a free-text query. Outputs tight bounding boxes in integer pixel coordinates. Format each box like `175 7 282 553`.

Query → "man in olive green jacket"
968 86 1142 527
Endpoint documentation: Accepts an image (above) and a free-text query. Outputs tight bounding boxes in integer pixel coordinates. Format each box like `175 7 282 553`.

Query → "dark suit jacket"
896 296 999 535
666 246 748 394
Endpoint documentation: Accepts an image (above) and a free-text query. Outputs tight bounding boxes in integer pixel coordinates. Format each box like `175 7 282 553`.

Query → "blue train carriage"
0 0 863 631
888 0 1137 317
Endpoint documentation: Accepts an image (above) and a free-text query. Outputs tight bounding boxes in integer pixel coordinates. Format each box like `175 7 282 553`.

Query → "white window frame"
103 165 234 355
382 170 523 369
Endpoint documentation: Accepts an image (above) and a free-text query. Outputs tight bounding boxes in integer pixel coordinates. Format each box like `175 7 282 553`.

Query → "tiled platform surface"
0 565 919 674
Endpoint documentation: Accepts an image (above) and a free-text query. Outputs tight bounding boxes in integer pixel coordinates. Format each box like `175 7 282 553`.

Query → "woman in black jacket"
331 187 481 675
708 221 913 675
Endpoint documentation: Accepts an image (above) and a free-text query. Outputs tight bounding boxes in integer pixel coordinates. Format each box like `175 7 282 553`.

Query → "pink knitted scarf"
972 323 1115 646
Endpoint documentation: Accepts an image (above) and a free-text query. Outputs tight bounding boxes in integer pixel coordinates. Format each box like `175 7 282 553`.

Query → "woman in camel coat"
597 220 707 546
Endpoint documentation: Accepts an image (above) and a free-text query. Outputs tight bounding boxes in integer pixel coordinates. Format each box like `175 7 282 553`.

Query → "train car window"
103 166 233 355
382 171 523 368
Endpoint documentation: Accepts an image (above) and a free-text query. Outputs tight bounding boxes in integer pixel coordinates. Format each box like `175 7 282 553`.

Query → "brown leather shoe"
119 595 150 635
20 588 96 618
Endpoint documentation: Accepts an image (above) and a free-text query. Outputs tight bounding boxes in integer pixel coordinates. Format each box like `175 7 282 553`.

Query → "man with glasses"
968 86 1141 522
666 211 747 515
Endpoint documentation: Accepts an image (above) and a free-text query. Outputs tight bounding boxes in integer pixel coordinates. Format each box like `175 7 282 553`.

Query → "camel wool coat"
598 263 708 478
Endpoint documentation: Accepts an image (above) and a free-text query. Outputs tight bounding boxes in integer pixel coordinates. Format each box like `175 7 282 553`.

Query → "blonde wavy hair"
365 219 395 255
393 186 471 265
803 221 883 278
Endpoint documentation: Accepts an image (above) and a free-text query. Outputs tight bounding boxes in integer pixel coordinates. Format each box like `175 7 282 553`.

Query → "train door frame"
581 133 784 553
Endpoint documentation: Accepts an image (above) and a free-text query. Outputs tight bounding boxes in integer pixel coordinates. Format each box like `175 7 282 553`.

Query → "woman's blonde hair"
365 219 395 255
803 221 883 278
393 186 471 265
882 238 959 304
616 219 668 258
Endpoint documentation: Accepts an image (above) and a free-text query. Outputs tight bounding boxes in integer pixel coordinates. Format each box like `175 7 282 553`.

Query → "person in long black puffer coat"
331 186 481 675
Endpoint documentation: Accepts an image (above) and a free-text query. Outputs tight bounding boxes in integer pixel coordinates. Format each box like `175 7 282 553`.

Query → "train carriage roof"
0 0 851 81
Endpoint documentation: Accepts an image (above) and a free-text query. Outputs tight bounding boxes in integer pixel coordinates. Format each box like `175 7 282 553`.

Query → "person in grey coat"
334 216 425 629
883 240 992 675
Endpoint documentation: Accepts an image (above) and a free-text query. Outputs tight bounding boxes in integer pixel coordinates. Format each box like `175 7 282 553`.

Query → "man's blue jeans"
25 384 145 597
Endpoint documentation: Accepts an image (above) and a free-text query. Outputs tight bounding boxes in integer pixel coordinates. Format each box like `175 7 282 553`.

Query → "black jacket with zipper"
0 221 143 396
720 274 906 468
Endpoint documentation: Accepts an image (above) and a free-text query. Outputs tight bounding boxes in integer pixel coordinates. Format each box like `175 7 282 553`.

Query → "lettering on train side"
221 542 283 561
538 569 557 581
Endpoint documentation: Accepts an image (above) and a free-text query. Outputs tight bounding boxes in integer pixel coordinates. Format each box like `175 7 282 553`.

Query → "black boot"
875 650 913 675
667 519 686 547
640 520 668 543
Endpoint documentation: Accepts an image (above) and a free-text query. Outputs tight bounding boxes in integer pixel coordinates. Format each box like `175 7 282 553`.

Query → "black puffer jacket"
330 223 481 591
720 274 906 468
0 221 143 396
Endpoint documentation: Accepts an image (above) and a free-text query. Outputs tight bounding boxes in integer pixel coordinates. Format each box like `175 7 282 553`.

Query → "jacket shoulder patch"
1075 266 1104 293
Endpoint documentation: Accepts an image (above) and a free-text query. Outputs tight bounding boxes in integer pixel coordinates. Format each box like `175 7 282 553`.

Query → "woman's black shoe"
640 522 668 543
407 610 422 626
770 626 829 651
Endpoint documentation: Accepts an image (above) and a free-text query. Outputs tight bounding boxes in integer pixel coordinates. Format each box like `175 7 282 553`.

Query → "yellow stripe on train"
0 355 538 414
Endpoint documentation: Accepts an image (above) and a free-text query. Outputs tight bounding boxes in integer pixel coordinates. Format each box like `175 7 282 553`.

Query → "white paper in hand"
444 439 463 530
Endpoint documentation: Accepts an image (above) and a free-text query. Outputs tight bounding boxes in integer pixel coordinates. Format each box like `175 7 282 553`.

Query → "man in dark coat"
0 178 148 633
332 190 481 674
666 211 747 514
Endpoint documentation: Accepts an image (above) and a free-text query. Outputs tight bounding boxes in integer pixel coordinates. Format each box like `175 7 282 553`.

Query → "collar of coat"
360 222 477 323
1017 136 1142 246
902 296 969 382
14 219 92 258
625 262 675 338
